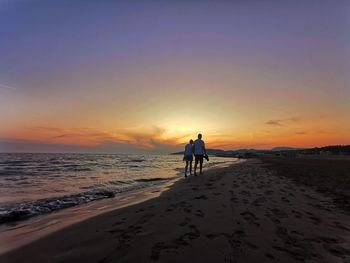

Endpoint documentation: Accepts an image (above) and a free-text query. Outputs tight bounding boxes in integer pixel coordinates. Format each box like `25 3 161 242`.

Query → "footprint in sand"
265 211 281 224
150 242 177 261
136 213 154 225
206 229 246 244
266 208 288 224
291 230 304 237
305 193 317 200
240 211 260 226
230 196 238 203
112 220 125 226
240 180 248 185
109 224 142 242
175 224 201 246
265 253 275 261
179 217 191 227
110 213 153 239
305 211 322 225
291 209 303 219
309 215 322 225
242 198 250 204
270 208 288 219
264 190 274 195
274 227 316 261
244 241 259 250
166 201 192 214
322 241 350 259
239 190 252 197
194 195 208 200
333 221 350 232
281 196 290 203
256 183 266 189
151 225 201 261
247 184 255 190
195 209 205 218
251 196 266 207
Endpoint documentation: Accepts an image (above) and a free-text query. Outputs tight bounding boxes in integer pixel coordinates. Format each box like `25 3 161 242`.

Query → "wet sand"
0 180 176 255
1 159 350 262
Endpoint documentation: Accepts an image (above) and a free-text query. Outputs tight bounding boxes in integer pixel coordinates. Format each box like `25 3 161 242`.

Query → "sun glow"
1 1 349 153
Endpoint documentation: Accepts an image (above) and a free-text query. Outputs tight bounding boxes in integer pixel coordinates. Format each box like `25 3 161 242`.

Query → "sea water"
0 153 236 224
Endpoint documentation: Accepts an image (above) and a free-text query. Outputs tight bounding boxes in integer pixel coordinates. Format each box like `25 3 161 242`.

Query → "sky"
0 0 349 153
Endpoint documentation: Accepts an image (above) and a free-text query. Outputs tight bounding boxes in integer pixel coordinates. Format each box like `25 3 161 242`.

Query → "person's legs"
189 160 192 175
194 155 198 176
199 158 203 174
185 160 189 177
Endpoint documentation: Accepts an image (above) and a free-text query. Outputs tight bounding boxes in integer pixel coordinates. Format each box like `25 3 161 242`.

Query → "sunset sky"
1 0 349 153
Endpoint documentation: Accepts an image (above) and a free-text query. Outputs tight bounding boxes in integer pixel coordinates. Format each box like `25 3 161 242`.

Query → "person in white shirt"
183 139 194 177
193 133 207 176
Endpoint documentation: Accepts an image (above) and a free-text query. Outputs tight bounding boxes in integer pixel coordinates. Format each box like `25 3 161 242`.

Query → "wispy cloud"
26 125 185 151
265 120 284 126
265 117 301 127
0 83 17 90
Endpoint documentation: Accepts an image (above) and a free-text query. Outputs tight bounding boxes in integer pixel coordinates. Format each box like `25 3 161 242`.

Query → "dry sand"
1 159 350 263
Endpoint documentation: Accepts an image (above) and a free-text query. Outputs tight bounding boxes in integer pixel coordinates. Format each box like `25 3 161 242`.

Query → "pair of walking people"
183 133 208 177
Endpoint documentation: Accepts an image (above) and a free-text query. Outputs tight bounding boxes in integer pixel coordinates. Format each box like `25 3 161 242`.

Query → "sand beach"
1 158 349 263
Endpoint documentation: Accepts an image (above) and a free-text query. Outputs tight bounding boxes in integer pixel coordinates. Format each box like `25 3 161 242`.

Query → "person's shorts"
184 155 193 161
195 154 204 163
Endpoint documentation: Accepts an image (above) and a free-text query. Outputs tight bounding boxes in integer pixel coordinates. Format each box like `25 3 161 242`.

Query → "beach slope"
1 159 350 263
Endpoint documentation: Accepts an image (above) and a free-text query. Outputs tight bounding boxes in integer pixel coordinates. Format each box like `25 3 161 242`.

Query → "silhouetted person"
183 139 194 177
193 133 207 176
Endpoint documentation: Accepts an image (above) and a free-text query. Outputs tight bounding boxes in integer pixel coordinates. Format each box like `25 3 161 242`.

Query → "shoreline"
1 159 350 262
0 178 178 255
0 154 237 225
0 159 238 255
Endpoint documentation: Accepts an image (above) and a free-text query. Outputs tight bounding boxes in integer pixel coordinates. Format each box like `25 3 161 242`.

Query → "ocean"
0 153 236 224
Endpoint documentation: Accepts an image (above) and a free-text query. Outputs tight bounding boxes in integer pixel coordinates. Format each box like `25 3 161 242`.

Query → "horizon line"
1 144 349 155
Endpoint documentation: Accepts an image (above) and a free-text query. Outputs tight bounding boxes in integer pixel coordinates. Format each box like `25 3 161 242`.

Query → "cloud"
0 83 17 90
0 137 158 154
295 131 307 135
265 120 284 126
5 125 281 153
21 125 186 153
265 117 301 127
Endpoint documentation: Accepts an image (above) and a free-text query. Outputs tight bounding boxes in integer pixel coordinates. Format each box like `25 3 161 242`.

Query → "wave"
0 177 172 225
134 178 166 182
129 159 146 163
0 153 234 225
0 189 116 224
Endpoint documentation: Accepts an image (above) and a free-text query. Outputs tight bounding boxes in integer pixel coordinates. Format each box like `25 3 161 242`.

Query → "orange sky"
0 1 349 153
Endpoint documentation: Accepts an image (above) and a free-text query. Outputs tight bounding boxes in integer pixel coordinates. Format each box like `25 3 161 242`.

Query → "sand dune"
1 159 350 263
